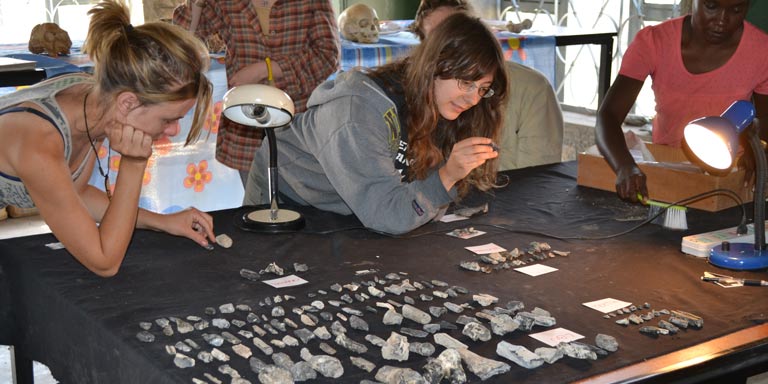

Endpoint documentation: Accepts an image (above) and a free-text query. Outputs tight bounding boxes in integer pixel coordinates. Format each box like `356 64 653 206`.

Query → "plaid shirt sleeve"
174 0 340 170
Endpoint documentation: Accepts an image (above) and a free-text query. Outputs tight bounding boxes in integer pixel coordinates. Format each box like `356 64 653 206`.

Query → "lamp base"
708 242 768 270
238 205 305 233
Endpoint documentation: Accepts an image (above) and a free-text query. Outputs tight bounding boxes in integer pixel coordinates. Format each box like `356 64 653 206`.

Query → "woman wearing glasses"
243 12 508 234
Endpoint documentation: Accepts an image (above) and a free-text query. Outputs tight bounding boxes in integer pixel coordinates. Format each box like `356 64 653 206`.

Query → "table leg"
10 346 33 384
597 36 614 108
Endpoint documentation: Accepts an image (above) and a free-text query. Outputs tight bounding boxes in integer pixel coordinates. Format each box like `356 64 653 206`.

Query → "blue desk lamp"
222 84 305 232
682 100 765 270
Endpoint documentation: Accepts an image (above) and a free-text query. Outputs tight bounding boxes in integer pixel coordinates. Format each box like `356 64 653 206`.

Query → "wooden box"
576 143 753 212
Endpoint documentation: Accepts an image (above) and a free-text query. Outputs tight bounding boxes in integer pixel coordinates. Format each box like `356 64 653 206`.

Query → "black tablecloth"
1 162 767 383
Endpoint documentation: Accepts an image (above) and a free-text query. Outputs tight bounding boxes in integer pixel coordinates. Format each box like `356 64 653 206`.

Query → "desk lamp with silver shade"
222 84 305 232
682 100 766 270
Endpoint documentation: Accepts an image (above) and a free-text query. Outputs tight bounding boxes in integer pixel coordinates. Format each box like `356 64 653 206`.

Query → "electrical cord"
360 188 750 241
242 188 750 241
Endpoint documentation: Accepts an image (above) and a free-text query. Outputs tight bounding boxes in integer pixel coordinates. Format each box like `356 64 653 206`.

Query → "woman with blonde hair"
244 12 508 234
0 0 215 276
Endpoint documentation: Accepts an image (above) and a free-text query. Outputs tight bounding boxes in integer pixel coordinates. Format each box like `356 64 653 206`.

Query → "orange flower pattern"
184 160 213 193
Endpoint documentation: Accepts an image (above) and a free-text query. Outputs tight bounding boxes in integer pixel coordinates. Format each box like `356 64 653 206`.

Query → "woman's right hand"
439 137 498 191
108 124 153 160
615 164 648 203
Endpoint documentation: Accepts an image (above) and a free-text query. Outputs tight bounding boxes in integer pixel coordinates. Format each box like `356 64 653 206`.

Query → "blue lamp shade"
682 100 767 270
682 100 756 175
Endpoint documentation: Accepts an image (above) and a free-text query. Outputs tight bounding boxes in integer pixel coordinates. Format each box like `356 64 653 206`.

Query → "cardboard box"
576 143 753 212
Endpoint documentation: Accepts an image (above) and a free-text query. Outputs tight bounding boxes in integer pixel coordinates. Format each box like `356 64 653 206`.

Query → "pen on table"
701 275 768 286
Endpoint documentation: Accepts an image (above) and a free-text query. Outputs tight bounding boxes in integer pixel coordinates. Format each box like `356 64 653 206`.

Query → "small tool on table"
701 271 768 287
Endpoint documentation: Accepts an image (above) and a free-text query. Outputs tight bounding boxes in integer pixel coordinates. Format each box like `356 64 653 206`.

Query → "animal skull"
28 23 72 57
338 4 380 44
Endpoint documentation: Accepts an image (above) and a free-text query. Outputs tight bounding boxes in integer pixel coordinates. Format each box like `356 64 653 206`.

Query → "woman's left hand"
162 208 216 248
440 137 498 190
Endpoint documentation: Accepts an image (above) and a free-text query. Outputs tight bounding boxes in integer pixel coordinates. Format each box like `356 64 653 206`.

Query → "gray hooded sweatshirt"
244 70 457 235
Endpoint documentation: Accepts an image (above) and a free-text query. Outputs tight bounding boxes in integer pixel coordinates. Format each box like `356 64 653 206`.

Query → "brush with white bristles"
639 194 688 230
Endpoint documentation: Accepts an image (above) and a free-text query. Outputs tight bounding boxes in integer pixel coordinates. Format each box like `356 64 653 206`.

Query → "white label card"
263 274 308 288
582 298 633 313
464 243 507 254
514 264 558 276
529 327 584 347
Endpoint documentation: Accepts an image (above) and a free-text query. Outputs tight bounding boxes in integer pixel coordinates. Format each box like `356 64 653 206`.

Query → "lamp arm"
747 129 766 250
265 129 279 220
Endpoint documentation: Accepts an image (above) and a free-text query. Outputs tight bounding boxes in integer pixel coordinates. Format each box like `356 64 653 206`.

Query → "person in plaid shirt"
173 0 340 181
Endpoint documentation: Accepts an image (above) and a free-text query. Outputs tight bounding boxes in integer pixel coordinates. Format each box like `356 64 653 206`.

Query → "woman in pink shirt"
596 0 768 202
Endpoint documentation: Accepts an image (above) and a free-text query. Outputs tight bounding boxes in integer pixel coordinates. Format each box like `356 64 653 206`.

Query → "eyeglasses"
457 79 495 98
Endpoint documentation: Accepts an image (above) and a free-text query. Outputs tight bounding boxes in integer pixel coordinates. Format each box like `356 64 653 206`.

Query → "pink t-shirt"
620 17 768 147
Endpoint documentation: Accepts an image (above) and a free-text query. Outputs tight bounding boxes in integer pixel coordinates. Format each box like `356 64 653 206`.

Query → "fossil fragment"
381 332 410 361
232 344 252 359
281 335 299 347
402 304 432 324
409 341 436 357
350 356 376 372
443 302 464 313
260 262 284 276
197 350 213 363
455 315 480 325
639 326 670 336
269 339 285 349
313 326 332 340
239 268 260 281
423 323 441 334
496 341 544 369
456 347 511 380
556 342 597 360
349 315 369 331
535 347 564 364
453 203 488 218
670 310 704 328
462 322 492 342
136 331 155 343
489 314 521 336
433 333 468 350
214 233 233 248
251 325 267 337
293 328 315 344
299 348 344 378
291 361 317 381
400 327 428 338
473 293 499 307
335 332 368 354
668 316 689 329
211 347 230 362
368 286 386 298
252 337 273 356
595 334 619 352
256 365 292 384
221 331 241 344
202 333 224 347
238 330 253 339
173 353 195 368
658 319 680 334
382 310 403 326
318 342 337 355
365 333 386 347
375 366 427 383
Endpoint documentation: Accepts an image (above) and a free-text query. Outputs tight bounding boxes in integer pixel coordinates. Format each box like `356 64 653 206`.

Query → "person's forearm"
596 114 636 173
189 0 205 33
